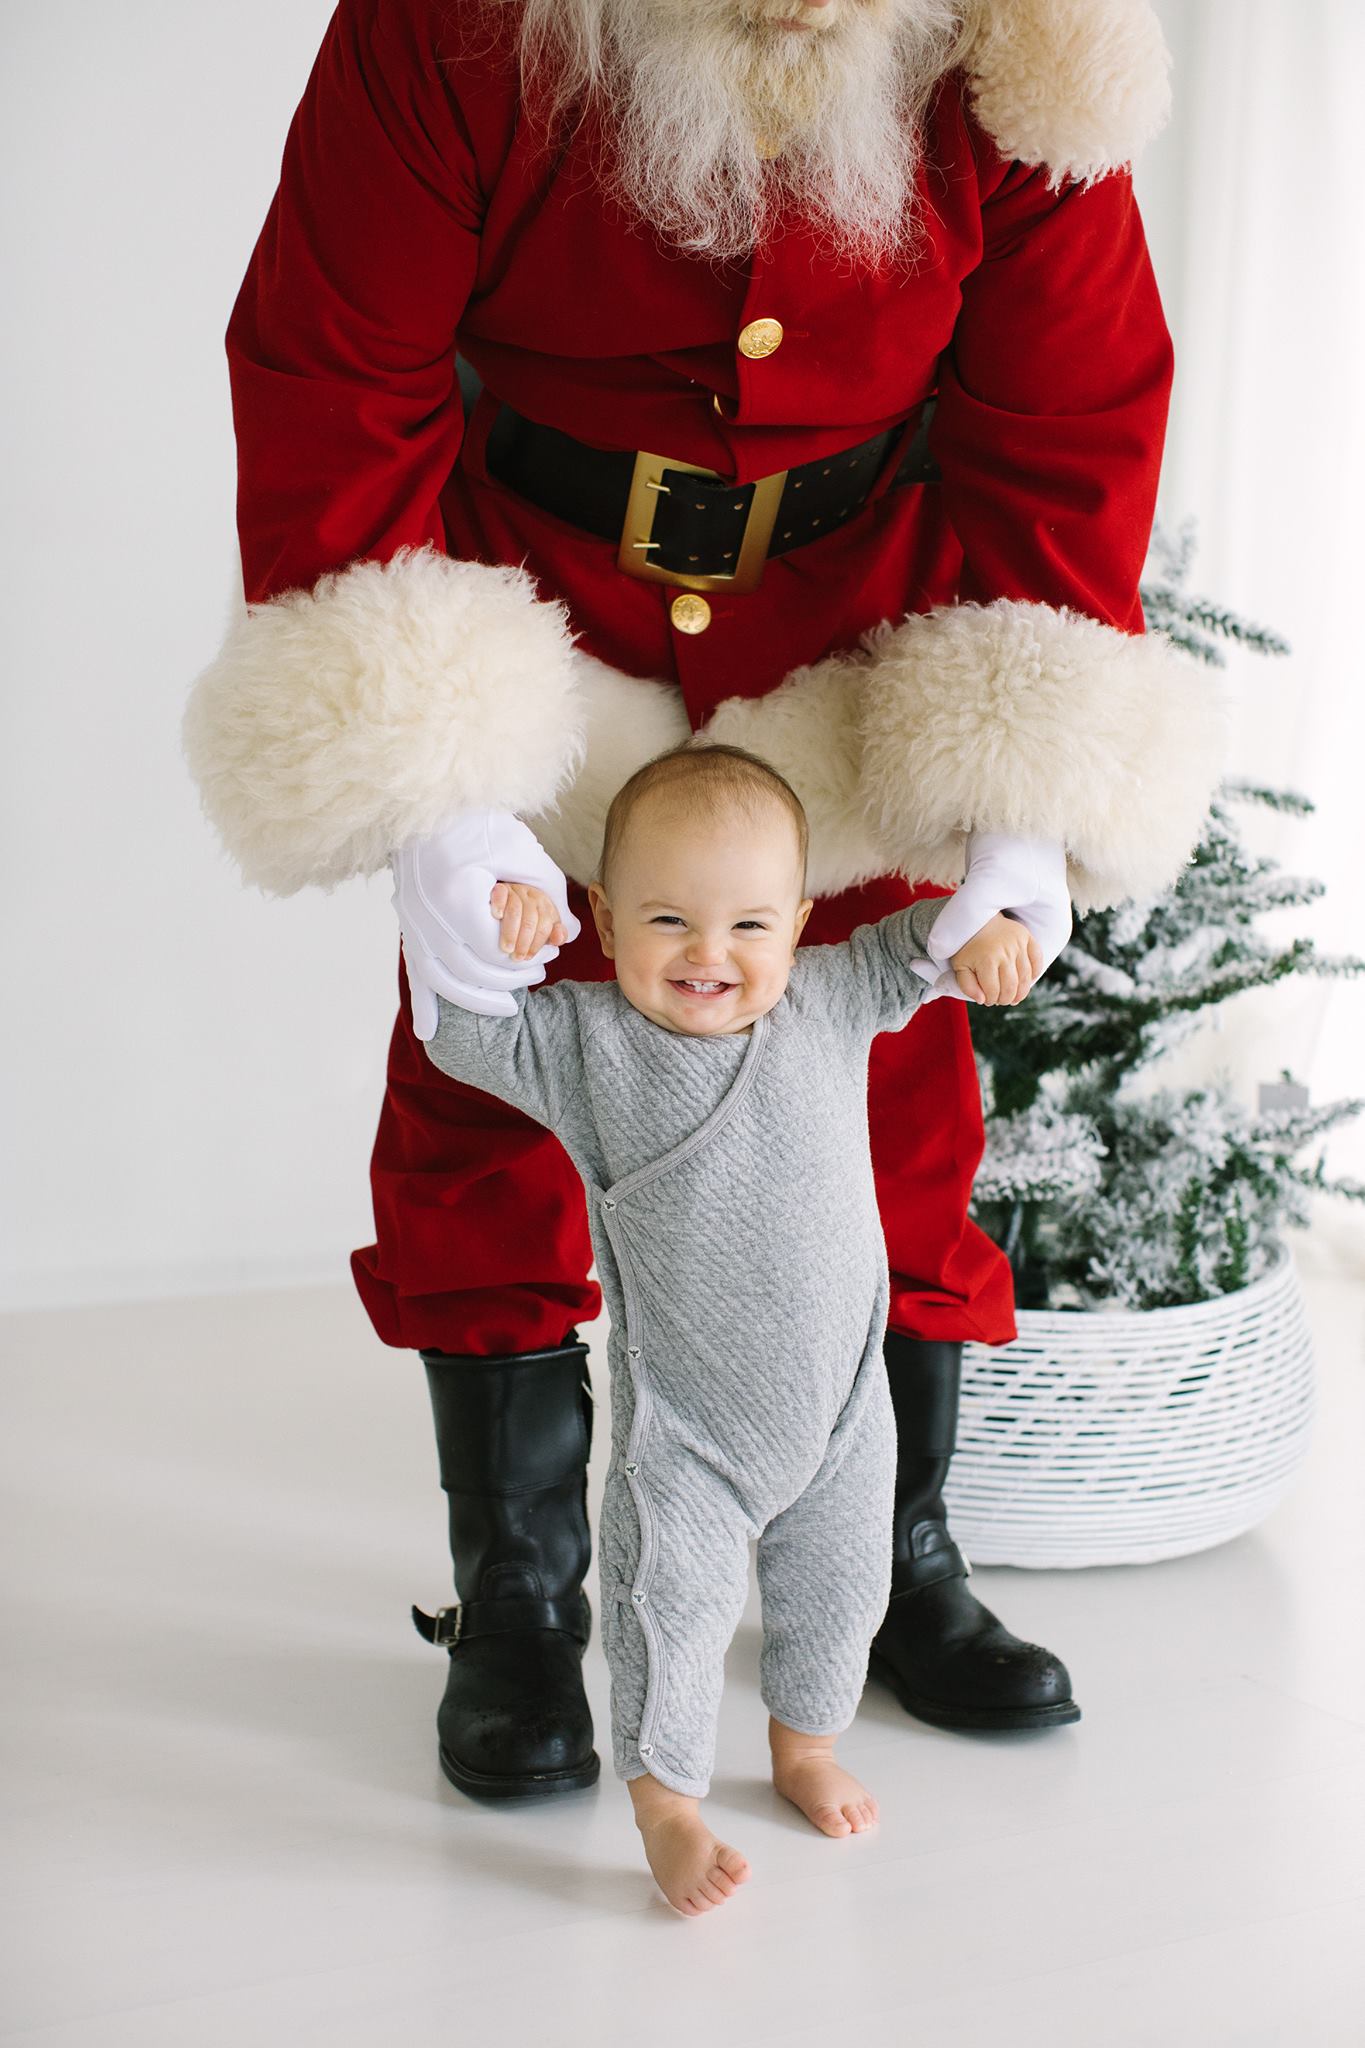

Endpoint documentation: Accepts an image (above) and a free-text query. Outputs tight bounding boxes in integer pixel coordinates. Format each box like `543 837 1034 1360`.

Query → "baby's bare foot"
628 1773 751 1916
768 1716 879 1838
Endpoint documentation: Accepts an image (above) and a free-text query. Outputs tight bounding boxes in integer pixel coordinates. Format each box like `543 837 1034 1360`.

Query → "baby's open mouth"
669 979 736 998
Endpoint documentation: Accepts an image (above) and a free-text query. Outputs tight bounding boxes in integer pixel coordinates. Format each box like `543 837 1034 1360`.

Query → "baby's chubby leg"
626 1772 751 1915
598 1456 755 1914
756 1361 897 1839
767 1716 879 1837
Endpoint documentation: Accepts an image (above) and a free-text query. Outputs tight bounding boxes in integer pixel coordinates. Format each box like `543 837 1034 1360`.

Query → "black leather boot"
869 1335 1080 1731
412 1339 601 1798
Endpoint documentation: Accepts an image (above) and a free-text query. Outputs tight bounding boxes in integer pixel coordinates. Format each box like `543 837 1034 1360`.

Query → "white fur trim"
525 655 689 883
396 589 1223 914
182 546 586 894
967 0 1172 188
857 601 1230 915
704 662 888 899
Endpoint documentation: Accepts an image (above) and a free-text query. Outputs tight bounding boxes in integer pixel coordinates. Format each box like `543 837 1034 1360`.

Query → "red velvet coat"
226 0 1172 727
199 0 1199 1352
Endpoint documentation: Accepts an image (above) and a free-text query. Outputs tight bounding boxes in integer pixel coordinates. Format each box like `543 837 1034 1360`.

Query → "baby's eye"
735 920 768 931
650 915 685 926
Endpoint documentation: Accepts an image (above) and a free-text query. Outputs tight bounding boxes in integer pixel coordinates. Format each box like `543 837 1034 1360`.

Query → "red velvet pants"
351 870 1017 1357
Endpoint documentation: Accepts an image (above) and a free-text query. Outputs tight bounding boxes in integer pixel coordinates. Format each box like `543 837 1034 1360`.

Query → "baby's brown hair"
595 742 809 896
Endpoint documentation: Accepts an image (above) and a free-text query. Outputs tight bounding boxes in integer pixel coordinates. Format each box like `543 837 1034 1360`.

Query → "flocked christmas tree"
969 523 1365 1311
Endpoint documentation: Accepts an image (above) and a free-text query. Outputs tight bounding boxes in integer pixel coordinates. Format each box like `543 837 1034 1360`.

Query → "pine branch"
1301 951 1365 981
1254 1096 1365 1148
1287 1164 1365 1204
1144 618 1226 668
1222 782 1315 817
1175 597 1291 656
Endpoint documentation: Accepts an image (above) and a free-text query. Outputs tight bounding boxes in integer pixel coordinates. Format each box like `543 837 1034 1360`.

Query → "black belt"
479 388 939 597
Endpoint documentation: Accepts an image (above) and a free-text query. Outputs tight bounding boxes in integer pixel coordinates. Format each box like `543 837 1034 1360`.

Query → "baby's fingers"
495 887 526 956
496 884 565 960
975 955 1002 1004
954 965 986 1003
520 900 562 961
1006 930 1042 1004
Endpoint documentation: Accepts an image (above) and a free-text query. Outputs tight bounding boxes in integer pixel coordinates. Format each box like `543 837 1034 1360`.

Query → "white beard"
502 0 972 269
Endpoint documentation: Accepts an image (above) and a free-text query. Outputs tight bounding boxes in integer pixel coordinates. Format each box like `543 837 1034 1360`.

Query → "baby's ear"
793 897 815 947
587 882 616 958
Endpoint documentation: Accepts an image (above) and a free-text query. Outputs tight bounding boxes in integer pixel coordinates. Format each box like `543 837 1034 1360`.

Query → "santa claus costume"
185 0 1225 1797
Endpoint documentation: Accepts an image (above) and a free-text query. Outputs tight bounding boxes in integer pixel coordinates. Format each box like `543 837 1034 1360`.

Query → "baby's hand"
950 912 1043 1006
489 880 570 962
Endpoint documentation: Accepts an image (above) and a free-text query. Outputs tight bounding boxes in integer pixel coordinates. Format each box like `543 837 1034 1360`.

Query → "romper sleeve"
788 897 955 1040
424 986 586 1135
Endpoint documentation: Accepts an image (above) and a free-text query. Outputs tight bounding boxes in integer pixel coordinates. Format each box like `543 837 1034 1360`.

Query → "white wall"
1134 0 1365 1261
1 0 384 1308
3 1 1361 1310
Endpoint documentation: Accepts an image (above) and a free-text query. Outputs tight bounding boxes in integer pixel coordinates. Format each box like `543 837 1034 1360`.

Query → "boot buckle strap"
412 1603 462 1647
412 1595 591 1647
889 1540 971 1600
432 1603 463 1646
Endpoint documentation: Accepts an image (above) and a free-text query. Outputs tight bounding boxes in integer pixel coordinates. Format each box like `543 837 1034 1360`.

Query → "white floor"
2 1261 1363 2048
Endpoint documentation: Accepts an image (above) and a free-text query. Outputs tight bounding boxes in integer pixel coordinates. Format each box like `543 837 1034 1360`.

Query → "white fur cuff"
182 546 586 894
857 600 1230 915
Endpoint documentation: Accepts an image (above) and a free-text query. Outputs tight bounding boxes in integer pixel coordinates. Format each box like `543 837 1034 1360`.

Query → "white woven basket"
943 1244 1315 1567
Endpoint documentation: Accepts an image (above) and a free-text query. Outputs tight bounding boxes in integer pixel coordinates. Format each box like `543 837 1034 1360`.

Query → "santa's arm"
856 147 1227 915
181 0 584 895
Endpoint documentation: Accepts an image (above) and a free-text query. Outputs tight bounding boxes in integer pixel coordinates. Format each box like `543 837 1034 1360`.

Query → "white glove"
913 833 1072 1000
391 809 581 1038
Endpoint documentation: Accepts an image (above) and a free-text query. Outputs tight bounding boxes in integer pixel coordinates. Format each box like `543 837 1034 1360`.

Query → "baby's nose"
687 934 730 965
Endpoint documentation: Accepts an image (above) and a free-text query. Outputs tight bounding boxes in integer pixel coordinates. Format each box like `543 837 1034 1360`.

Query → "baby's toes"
716 1845 751 1884
814 1804 853 1837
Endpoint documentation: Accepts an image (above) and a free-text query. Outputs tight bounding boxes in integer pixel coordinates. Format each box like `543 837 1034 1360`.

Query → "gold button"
753 132 783 162
670 593 712 635
738 318 783 361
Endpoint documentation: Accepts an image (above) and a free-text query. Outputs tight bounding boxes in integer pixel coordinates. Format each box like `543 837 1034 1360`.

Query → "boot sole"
867 1650 1082 1732
437 1742 602 1801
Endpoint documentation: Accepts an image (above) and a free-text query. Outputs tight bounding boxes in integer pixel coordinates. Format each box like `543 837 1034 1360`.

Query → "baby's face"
587 798 814 1037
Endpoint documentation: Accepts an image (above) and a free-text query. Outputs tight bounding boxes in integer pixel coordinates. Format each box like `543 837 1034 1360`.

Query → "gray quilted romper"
425 896 948 1798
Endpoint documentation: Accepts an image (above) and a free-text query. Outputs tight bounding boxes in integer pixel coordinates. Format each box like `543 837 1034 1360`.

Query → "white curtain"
1134 0 1365 1268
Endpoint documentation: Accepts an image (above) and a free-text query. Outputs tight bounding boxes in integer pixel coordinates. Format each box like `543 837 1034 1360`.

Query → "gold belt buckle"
618 450 788 596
